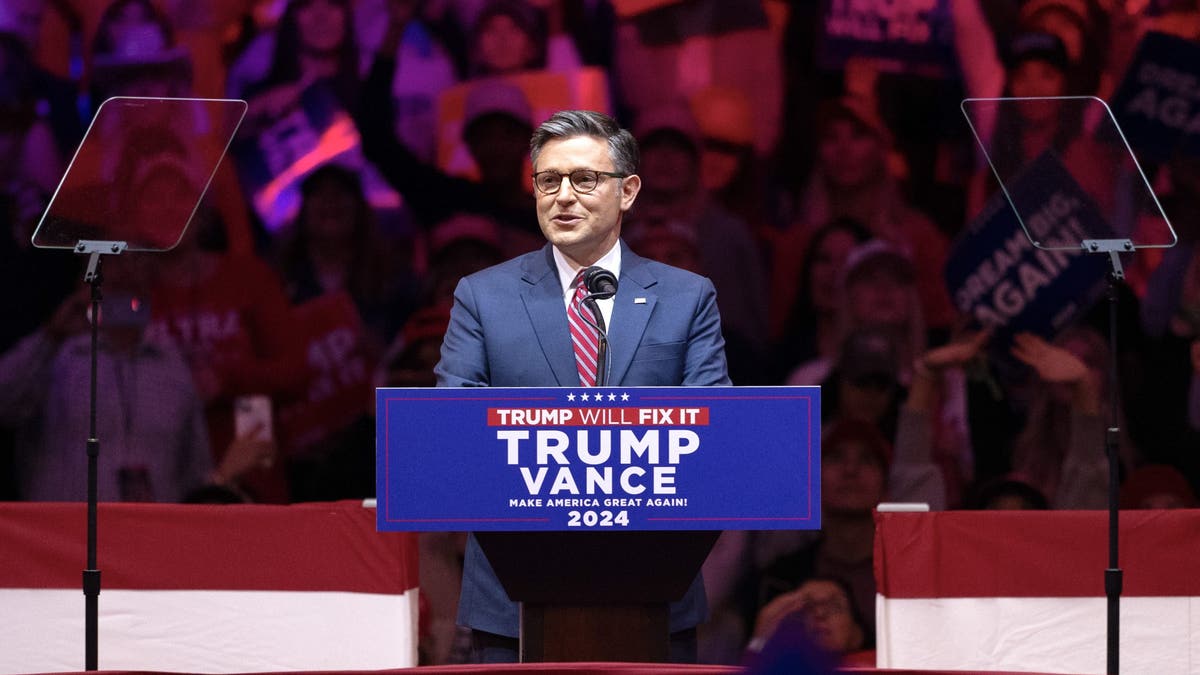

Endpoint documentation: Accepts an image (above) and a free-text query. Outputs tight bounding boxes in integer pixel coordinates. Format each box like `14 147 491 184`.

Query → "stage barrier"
0 501 418 673
875 509 1200 674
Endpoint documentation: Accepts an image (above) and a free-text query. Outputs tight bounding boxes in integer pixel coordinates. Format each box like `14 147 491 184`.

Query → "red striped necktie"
566 270 600 386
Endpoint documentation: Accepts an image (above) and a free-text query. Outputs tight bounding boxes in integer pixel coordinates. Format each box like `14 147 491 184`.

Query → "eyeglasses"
532 169 626 195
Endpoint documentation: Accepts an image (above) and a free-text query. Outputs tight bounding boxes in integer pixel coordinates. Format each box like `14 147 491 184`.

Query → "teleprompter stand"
31 96 246 670
1084 237 1131 675
963 95 1179 675
78 240 127 671
475 530 719 661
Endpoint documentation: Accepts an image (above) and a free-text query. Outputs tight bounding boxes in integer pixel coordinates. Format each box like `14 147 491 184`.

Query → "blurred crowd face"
534 135 640 266
838 375 896 428
1009 60 1067 99
846 268 913 328
699 142 743 192
131 167 197 249
296 0 348 55
1008 60 1067 130
808 229 860 314
103 0 165 49
465 116 531 186
2 0 45 48
475 13 535 74
790 580 865 655
821 438 885 516
301 178 357 243
635 142 699 225
818 119 885 190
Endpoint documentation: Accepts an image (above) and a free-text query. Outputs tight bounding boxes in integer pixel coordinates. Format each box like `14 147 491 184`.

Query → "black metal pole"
1105 266 1123 675
84 255 103 671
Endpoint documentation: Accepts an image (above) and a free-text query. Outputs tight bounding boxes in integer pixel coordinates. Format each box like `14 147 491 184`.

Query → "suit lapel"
521 245 578 386
607 244 657 385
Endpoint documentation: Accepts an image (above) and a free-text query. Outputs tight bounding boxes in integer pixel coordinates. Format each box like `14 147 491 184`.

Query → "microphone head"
583 266 618 299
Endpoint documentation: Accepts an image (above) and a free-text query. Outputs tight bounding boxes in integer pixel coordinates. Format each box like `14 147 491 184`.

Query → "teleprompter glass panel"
32 97 246 252
961 96 1175 251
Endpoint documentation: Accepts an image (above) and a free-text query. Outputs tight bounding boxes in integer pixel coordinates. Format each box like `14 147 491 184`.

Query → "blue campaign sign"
817 0 955 75
376 386 820 532
1111 31 1200 163
945 151 1110 343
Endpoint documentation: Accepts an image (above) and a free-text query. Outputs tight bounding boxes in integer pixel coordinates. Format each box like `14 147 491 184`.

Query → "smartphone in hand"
234 394 273 441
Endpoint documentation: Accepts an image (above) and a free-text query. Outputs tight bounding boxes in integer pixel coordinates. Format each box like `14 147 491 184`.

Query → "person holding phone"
0 265 274 502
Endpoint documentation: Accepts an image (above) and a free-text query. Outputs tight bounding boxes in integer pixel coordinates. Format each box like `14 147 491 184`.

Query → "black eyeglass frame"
531 169 628 195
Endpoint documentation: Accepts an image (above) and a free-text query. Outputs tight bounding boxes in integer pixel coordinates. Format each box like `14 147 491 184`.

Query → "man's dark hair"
529 110 639 176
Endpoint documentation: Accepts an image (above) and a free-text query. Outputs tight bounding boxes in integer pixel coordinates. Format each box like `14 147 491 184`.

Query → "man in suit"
435 110 731 662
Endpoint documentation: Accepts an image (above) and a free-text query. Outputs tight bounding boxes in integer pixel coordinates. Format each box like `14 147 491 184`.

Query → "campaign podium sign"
376 385 819 661
376 386 820 533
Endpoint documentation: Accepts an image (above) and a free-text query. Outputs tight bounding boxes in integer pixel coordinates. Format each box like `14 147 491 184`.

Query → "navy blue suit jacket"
435 241 731 637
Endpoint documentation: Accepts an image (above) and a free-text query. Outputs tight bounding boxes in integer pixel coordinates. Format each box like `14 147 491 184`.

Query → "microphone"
582 266 618 300
579 266 615 386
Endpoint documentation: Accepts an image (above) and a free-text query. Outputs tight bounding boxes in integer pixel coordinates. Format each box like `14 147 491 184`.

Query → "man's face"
534 135 640 267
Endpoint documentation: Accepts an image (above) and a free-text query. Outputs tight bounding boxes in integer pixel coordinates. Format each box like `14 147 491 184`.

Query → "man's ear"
619 174 641 212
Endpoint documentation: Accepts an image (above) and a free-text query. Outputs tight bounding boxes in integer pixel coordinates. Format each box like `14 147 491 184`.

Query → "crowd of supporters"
2 0 1200 665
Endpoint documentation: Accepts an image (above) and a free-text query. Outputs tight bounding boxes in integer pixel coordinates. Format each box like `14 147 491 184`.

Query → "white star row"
565 392 631 402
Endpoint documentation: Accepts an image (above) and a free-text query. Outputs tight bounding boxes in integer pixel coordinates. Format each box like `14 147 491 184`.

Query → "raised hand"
752 588 811 642
214 422 277 484
919 329 990 373
1010 332 1089 385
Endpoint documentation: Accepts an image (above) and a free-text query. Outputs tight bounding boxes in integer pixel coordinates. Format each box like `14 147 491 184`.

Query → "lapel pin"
634 297 647 304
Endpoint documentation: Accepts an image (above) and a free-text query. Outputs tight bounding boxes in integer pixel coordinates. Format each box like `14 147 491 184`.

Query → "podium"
376 386 821 662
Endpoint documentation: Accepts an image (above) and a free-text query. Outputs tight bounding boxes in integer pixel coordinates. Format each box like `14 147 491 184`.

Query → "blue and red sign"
1111 31 1200 163
818 0 955 76
944 151 1110 345
376 386 820 532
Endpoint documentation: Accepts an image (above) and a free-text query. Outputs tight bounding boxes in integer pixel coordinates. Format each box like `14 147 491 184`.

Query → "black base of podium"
521 603 668 662
476 530 719 663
